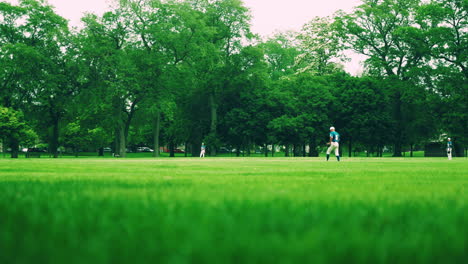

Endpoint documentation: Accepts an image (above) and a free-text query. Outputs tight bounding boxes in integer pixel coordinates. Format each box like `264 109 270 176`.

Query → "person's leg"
448 148 452 160
335 143 340 161
326 146 332 161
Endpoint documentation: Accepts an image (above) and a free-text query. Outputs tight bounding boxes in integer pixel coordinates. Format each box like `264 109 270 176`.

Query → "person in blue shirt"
447 138 453 160
326 126 340 161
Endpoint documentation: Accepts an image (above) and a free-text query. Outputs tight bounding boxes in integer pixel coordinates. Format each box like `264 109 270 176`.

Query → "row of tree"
0 0 466 158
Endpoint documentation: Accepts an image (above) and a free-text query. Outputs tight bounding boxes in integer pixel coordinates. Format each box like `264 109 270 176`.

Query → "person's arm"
327 134 332 145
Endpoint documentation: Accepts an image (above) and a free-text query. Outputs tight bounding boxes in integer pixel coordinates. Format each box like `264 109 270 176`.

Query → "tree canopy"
1 0 465 158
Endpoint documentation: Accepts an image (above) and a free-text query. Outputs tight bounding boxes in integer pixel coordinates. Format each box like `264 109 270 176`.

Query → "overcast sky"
3 0 365 74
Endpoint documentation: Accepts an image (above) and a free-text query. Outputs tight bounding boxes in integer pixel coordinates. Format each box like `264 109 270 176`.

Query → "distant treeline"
0 0 466 158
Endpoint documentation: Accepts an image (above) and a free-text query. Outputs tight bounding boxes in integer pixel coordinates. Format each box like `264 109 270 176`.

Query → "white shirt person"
200 143 206 158
326 127 340 161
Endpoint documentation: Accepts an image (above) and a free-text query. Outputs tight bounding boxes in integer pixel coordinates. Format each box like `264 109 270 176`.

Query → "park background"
0 0 466 159
1 1 467 263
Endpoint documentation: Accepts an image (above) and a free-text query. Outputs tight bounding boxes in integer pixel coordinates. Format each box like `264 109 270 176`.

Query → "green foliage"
0 0 465 157
297 16 347 75
267 73 333 149
260 32 301 80
0 158 466 263
0 106 37 146
331 75 392 152
335 0 425 77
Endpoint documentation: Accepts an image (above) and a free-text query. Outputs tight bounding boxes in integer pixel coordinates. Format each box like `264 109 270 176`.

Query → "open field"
0 149 427 158
0 158 467 263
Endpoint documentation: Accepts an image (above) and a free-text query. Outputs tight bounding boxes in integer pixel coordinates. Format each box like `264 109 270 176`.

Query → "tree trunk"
393 90 403 157
393 142 402 157
50 115 59 158
192 142 200 157
209 92 217 156
113 96 124 158
302 144 306 157
114 128 120 157
309 137 319 157
184 142 188 157
348 138 352 157
153 110 161 157
98 147 104 157
169 142 175 157
271 144 275 157
410 144 414 157
285 144 290 157
10 138 19 159
264 144 268 157
3 138 6 158
119 124 126 158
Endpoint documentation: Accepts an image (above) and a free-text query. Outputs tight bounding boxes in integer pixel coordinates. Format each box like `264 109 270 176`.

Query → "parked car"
25 148 46 158
103 147 112 152
231 148 243 153
218 147 231 153
137 147 154 152
27 148 47 152
173 148 185 153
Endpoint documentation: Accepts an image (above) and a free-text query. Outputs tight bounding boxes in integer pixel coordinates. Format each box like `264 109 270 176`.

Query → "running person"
447 137 453 160
326 126 340 161
200 143 206 158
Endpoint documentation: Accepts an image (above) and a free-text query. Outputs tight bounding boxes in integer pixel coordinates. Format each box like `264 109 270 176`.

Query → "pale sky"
3 0 365 74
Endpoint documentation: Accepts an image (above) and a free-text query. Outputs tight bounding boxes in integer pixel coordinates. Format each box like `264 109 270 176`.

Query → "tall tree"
1 0 71 158
335 0 437 156
260 32 301 80
121 0 207 157
0 107 37 158
188 0 252 156
78 9 141 158
418 0 467 155
296 16 347 75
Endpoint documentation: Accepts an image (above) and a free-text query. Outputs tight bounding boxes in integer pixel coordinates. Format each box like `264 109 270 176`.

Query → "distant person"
447 137 453 160
326 126 340 161
200 143 206 158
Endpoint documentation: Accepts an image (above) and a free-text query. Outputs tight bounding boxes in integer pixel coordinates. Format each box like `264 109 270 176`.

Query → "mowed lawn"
0 158 466 264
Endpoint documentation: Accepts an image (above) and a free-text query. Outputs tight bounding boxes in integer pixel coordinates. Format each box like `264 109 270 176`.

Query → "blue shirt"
447 141 452 148
330 131 340 142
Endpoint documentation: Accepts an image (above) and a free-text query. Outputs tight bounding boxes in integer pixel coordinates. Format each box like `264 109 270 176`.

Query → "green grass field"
0 157 466 263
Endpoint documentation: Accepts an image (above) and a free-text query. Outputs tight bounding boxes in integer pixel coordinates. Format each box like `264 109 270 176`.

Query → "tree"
417 0 467 156
330 74 392 157
1 0 72 158
260 32 301 80
268 73 334 157
335 0 437 156
296 16 347 75
0 107 37 158
78 9 142 158
219 45 271 156
121 0 209 157
189 0 252 156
